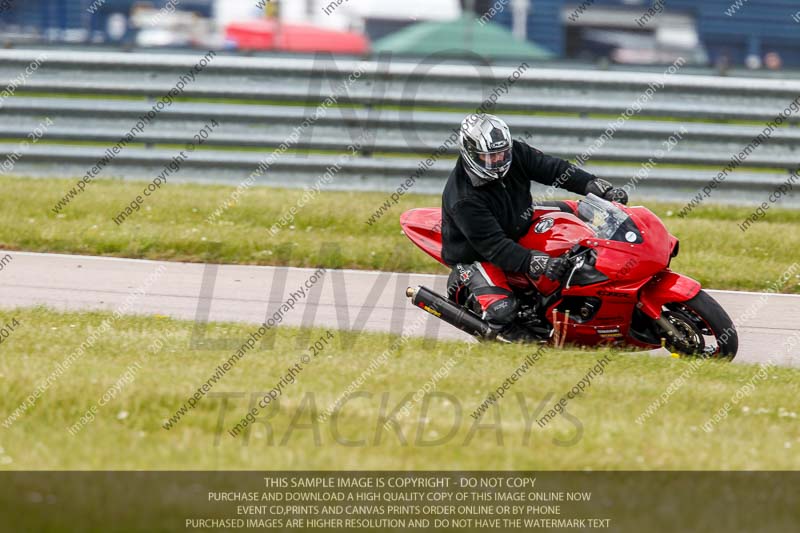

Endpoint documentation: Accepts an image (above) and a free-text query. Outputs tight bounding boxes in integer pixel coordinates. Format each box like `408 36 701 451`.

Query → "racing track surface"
1 251 798 367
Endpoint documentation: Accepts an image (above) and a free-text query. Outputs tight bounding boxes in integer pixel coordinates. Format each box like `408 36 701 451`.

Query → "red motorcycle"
401 194 738 359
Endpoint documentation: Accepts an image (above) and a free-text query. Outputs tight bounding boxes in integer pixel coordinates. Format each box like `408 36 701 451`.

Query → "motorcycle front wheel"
660 290 738 360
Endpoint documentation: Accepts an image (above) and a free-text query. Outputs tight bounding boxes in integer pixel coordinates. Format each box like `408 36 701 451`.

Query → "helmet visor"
475 147 512 173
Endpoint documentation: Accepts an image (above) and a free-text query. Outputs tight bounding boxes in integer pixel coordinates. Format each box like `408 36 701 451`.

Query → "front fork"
628 271 702 347
654 315 684 345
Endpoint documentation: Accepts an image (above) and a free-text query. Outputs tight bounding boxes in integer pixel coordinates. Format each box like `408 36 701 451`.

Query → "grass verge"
0 177 800 293
2 175 799 292
0 307 798 470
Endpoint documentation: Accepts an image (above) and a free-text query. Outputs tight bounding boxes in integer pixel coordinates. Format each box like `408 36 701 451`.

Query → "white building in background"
215 0 462 31
213 0 265 27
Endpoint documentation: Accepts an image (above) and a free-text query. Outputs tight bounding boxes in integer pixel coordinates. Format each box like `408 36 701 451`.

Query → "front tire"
662 290 738 360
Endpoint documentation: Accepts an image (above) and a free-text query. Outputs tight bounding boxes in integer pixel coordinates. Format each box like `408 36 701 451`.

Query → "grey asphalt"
0 251 798 367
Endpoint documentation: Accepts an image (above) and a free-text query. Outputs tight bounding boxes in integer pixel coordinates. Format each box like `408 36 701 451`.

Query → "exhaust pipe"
406 285 494 339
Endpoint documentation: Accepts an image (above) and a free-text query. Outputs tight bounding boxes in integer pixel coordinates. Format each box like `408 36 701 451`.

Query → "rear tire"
663 290 738 360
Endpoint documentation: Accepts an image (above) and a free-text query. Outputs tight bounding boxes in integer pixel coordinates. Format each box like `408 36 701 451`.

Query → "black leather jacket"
441 140 596 272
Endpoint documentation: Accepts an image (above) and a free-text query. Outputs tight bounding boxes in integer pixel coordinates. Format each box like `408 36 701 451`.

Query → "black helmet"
459 113 513 185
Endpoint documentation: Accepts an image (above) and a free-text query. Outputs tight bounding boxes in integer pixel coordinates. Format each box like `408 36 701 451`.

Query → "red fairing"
401 200 698 350
624 206 674 274
400 208 445 265
638 271 702 319
518 212 593 258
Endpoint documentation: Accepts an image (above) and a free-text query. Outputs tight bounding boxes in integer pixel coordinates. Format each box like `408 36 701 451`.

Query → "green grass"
1 307 799 470
2 175 799 293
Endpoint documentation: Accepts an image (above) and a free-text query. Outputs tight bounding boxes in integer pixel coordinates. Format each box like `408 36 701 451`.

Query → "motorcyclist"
441 113 628 342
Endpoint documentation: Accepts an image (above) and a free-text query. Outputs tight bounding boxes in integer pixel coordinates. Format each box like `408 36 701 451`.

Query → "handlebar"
562 247 594 289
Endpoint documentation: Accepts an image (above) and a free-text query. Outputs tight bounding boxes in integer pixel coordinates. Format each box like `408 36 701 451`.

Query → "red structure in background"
225 20 369 54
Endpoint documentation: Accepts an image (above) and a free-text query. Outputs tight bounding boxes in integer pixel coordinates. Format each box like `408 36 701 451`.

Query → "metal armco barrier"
0 50 798 201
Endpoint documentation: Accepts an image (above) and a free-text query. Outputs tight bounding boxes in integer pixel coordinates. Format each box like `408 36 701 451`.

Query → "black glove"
528 251 569 281
586 178 629 205
605 187 629 205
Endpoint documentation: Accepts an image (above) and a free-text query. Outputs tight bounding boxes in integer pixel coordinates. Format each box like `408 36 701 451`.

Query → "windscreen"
577 194 639 241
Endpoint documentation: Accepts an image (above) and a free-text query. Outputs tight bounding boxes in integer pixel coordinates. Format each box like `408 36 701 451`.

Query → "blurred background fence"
1 49 799 201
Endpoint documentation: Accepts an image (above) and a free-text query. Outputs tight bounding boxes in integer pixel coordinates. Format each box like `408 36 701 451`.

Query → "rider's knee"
484 296 518 325
450 262 517 324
